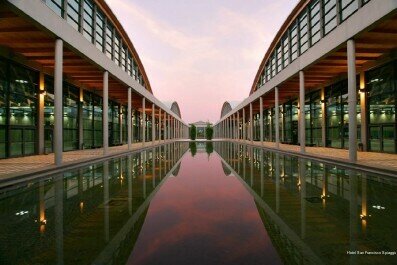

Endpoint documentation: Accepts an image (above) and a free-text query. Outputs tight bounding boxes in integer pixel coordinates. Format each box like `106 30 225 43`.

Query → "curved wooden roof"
250 0 309 95
96 0 153 94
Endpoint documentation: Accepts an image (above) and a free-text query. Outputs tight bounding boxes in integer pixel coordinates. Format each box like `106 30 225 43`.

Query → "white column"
158 108 162 143
250 103 253 143
127 87 132 149
243 108 246 141
152 104 155 144
142 97 146 145
237 111 240 140
299 70 305 153
54 39 63 166
275 87 280 149
347 39 357 162
103 71 109 155
259 97 263 144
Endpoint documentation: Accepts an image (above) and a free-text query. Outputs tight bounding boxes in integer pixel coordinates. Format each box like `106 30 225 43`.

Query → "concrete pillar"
299 70 305 153
54 39 63 166
38 72 45 154
237 111 240 140
103 71 109 155
275 87 280 148
152 104 155 144
78 88 83 149
259 97 263 144
142 97 146 145
243 108 246 141
359 72 367 151
250 103 253 143
127 87 132 149
158 108 162 143
321 87 326 147
347 39 357 162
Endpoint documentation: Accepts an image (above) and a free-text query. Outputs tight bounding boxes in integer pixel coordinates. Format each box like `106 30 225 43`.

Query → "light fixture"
359 88 366 94
320 99 325 104
39 90 46 95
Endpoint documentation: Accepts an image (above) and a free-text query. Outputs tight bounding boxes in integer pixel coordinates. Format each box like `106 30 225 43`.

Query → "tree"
205 124 214 140
190 125 197 140
189 142 197 157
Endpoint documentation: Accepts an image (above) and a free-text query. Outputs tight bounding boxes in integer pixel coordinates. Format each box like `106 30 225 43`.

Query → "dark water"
0 142 396 265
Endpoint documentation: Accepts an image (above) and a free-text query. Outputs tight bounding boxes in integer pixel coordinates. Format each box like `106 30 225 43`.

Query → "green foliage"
205 124 214 140
189 142 197 157
190 125 197 140
205 142 213 155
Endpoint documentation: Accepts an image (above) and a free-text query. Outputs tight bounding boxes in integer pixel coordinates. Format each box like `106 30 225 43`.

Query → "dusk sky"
107 0 299 124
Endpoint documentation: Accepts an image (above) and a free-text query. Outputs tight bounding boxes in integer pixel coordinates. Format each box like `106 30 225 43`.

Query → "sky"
106 0 299 124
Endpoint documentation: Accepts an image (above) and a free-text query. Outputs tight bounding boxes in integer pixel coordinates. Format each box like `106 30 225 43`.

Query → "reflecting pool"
0 142 396 265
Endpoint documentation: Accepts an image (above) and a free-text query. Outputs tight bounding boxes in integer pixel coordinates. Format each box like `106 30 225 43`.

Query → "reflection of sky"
127 152 282 265
106 0 298 124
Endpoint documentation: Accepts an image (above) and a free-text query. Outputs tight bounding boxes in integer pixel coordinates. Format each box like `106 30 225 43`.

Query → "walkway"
229 139 397 175
0 140 172 183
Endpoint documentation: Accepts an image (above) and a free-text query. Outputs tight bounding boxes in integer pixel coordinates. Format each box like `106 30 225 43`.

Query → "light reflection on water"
0 141 395 265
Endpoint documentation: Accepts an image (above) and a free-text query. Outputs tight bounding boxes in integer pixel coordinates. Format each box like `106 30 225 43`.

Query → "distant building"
190 121 212 139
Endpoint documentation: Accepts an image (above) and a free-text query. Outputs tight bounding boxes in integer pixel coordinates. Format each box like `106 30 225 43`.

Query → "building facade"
214 0 397 160
0 0 189 162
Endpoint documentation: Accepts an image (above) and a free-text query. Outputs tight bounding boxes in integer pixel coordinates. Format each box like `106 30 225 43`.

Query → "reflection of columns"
299 158 306 239
127 87 132 149
39 180 46 233
361 174 367 233
349 171 358 264
54 39 63 166
243 108 246 141
152 104 155 144
152 148 156 187
360 72 367 151
276 153 280 213
142 151 147 198
260 149 264 197
243 145 246 179
159 108 162 143
128 155 132 215
54 175 64 265
275 87 280 148
299 71 305 153
250 103 253 143
259 97 263 144
237 111 240 140
322 166 328 209
142 98 146 145
348 39 357 162
250 147 254 186
103 71 109 155
103 161 109 242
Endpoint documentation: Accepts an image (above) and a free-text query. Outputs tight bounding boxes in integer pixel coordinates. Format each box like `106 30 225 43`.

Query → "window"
106 23 114 59
46 0 64 17
340 0 358 21
67 0 80 31
324 0 337 35
271 53 276 78
290 23 298 61
276 45 282 73
265 63 271 82
95 9 105 51
83 0 94 43
299 11 309 54
282 34 289 68
114 34 121 66
310 0 321 45
127 54 133 77
121 46 127 71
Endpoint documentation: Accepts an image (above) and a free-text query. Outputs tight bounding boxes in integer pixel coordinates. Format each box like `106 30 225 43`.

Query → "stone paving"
233 139 397 174
0 140 171 181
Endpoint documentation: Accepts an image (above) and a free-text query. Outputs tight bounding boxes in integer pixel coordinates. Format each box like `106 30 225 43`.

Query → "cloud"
106 0 297 123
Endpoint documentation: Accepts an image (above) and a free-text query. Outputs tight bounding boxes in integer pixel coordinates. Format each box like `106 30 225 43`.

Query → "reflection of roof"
221 101 241 118
163 101 181 118
190 121 212 127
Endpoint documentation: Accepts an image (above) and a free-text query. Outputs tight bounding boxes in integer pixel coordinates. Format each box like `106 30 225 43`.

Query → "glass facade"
256 0 370 91
366 62 396 153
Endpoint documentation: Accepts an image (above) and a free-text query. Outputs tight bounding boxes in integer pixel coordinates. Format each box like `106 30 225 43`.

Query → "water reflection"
214 142 397 265
0 142 188 265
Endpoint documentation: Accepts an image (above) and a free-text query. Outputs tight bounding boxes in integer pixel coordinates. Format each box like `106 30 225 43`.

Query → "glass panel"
0 127 5 158
324 0 337 35
369 126 381 152
299 11 309 53
67 0 80 31
340 0 358 21
310 0 321 45
383 126 395 153
290 24 298 61
106 23 114 59
83 0 94 43
95 9 105 51
46 0 64 17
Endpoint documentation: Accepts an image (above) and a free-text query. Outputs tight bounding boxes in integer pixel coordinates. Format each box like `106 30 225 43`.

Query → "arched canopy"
220 101 241 118
163 101 182 118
